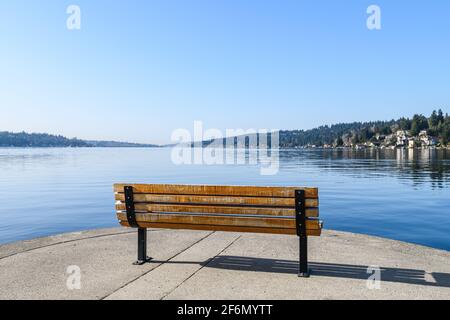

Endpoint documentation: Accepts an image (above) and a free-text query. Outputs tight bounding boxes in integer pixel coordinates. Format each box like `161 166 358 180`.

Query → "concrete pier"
0 228 449 300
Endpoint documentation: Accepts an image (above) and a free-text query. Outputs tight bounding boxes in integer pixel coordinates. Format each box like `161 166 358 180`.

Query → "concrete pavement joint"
160 234 243 300
100 231 215 300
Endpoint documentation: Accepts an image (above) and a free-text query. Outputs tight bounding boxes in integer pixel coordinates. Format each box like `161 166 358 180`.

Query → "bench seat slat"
116 212 321 230
115 193 319 208
119 221 321 236
114 184 318 198
115 203 319 217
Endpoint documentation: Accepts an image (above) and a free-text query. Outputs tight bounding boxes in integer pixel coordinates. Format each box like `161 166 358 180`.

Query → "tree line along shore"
278 110 449 149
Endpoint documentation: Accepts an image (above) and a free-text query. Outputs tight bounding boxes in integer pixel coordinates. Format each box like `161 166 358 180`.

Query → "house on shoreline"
332 129 443 150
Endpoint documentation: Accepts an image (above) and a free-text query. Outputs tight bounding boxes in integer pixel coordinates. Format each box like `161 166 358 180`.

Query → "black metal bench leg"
298 235 310 277
295 189 310 278
133 228 152 265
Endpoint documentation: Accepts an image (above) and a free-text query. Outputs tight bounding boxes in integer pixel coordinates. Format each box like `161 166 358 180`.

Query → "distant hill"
198 109 449 148
278 109 449 147
0 131 159 148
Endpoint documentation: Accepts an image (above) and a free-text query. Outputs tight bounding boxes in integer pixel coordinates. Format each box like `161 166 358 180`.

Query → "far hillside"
199 109 449 149
279 109 449 148
0 131 159 148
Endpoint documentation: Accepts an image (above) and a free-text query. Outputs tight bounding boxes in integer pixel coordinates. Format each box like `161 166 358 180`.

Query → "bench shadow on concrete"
209 256 450 288
152 256 450 288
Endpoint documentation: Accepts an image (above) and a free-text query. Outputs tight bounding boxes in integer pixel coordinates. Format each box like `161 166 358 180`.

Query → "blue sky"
1 0 449 144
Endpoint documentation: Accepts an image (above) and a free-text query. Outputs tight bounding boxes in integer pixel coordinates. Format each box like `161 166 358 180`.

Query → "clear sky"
1 0 449 144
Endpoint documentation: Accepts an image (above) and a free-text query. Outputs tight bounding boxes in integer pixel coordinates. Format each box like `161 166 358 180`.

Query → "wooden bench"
114 184 322 277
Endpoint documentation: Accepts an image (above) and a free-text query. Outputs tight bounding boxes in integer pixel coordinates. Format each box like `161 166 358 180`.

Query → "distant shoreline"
0 146 163 149
1 145 449 151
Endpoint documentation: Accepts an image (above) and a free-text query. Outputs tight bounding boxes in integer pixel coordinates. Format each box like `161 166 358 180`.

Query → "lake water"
0 147 449 250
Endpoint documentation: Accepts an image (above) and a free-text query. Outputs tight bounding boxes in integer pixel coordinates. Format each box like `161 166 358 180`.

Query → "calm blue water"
0 148 449 250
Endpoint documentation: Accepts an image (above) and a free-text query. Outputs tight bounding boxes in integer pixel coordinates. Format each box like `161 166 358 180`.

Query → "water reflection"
277 149 450 189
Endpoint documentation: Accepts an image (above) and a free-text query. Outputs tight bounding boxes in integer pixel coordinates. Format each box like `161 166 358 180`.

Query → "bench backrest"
114 184 321 236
